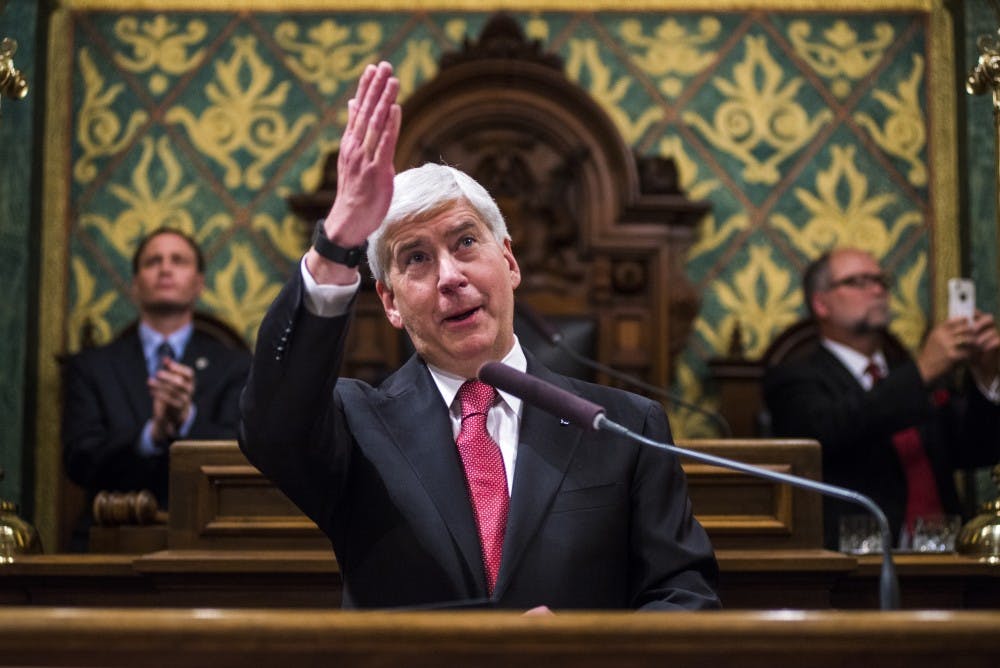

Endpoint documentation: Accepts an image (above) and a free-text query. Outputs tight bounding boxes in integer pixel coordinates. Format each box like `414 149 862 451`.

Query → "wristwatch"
312 219 368 268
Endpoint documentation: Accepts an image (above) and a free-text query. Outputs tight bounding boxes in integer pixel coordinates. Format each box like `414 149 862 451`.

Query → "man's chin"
143 301 194 316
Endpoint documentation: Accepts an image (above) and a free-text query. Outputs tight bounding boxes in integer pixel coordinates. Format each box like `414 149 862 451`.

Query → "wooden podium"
159 438 823 552
4 439 998 609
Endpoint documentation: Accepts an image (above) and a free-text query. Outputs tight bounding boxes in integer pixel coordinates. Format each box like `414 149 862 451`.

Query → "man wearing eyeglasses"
763 247 1000 549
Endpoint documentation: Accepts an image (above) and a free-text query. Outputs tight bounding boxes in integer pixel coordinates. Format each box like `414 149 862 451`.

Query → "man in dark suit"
764 248 1000 549
239 62 719 611
62 228 251 543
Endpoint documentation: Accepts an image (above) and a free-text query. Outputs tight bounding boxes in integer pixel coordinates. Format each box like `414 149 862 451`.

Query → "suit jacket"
62 327 252 508
239 274 720 610
763 345 1000 548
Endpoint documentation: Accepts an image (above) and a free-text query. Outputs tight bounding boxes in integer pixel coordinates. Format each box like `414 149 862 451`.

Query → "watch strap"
312 219 368 268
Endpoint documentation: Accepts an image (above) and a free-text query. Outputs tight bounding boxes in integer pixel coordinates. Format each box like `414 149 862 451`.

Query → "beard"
849 305 891 336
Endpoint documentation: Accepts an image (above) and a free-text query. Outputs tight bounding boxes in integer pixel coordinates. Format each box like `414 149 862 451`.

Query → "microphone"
478 361 901 611
514 302 732 437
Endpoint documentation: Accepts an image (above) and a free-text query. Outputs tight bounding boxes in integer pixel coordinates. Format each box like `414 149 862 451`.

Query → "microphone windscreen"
514 301 562 344
478 362 605 430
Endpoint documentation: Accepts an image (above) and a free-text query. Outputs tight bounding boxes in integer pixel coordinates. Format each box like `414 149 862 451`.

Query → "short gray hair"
366 163 510 284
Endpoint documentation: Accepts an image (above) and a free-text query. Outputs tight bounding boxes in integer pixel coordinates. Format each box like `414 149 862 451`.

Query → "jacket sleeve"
629 401 722 610
61 352 163 494
238 272 355 531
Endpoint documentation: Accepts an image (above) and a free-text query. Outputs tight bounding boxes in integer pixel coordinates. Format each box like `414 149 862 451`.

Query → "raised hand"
307 61 401 284
968 310 1000 386
916 317 974 384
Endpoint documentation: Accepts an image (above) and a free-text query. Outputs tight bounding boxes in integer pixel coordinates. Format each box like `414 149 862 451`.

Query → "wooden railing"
0 608 998 667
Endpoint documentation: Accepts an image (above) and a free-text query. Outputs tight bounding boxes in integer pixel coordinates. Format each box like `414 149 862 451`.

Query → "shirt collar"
426 337 527 416
821 337 888 383
139 320 194 365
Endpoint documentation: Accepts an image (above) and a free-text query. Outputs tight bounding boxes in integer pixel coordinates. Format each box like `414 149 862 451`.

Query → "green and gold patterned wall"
36 0 961 540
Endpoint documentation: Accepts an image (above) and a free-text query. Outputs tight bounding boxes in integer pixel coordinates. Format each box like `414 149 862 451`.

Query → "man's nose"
437 254 467 292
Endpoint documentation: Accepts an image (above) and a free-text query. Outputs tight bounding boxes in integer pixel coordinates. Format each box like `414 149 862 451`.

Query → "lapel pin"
560 418 570 425
195 357 209 370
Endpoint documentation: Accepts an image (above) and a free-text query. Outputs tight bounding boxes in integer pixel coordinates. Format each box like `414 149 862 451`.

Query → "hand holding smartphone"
947 278 975 324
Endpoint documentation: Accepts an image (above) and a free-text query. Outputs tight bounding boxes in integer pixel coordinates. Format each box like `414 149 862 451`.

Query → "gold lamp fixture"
0 36 27 102
956 464 1000 564
0 467 43 563
0 0 28 118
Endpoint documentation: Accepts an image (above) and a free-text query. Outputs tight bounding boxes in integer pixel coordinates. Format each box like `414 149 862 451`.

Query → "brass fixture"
0 468 43 563
0 37 27 108
956 464 1000 564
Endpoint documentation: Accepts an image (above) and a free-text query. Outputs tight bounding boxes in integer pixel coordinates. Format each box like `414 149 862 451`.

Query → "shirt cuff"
300 255 361 317
974 373 1000 404
138 420 160 457
176 404 198 438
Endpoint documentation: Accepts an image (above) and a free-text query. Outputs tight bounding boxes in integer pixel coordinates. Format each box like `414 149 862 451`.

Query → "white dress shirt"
300 257 525 493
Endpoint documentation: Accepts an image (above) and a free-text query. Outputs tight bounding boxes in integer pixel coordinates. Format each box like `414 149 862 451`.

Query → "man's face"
812 249 891 337
131 232 204 315
375 201 521 378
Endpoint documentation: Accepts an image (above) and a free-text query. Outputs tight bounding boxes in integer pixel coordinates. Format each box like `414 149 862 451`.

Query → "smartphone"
947 278 975 323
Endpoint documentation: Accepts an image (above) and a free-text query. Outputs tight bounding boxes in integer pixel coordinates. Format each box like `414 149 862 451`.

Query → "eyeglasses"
826 273 891 291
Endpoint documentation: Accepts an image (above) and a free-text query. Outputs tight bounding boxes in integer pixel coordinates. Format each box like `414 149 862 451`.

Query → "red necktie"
456 380 509 594
865 361 943 530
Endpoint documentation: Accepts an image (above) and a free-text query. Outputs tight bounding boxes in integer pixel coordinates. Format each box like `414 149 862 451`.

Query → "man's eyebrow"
394 235 429 257
450 220 480 236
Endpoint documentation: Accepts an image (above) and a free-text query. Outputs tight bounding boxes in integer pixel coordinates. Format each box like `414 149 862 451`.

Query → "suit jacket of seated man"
763 344 1000 548
239 272 720 610
62 326 252 510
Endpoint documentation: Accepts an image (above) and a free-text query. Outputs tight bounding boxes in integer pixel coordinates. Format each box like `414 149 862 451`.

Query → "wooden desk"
0 608 998 668
2 549 997 610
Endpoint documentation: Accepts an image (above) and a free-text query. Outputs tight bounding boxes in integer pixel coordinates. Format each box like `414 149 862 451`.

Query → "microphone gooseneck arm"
595 415 900 611
515 302 732 437
477 361 901 611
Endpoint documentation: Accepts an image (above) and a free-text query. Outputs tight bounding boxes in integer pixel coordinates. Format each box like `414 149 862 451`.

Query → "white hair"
366 163 509 284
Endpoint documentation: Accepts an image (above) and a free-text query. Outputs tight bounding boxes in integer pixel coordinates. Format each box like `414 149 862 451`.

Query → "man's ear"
376 280 404 329
811 292 829 320
503 238 521 290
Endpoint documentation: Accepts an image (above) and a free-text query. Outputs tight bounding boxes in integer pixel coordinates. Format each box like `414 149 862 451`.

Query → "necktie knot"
155 341 177 372
865 360 884 384
458 380 497 419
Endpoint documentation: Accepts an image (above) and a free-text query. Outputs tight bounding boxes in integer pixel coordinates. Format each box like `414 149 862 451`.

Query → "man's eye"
459 236 476 248
405 252 427 265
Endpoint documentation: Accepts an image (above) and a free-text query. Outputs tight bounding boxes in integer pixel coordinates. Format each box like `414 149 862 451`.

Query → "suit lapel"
494 357 582 598
375 357 485 592
182 332 214 399
112 334 152 422
815 346 864 392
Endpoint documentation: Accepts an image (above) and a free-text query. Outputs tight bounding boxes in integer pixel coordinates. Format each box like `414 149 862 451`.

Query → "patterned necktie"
864 359 943 531
155 341 176 373
456 380 509 595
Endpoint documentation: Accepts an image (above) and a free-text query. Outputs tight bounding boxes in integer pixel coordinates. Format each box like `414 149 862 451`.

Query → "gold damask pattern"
770 144 922 259
113 15 207 94
165 35 316 189
854 54 927 187
683 34 833 185
274 19 382 96
618 17 721 98
61 9 940 439
74 48 148 183
787 19 895 99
